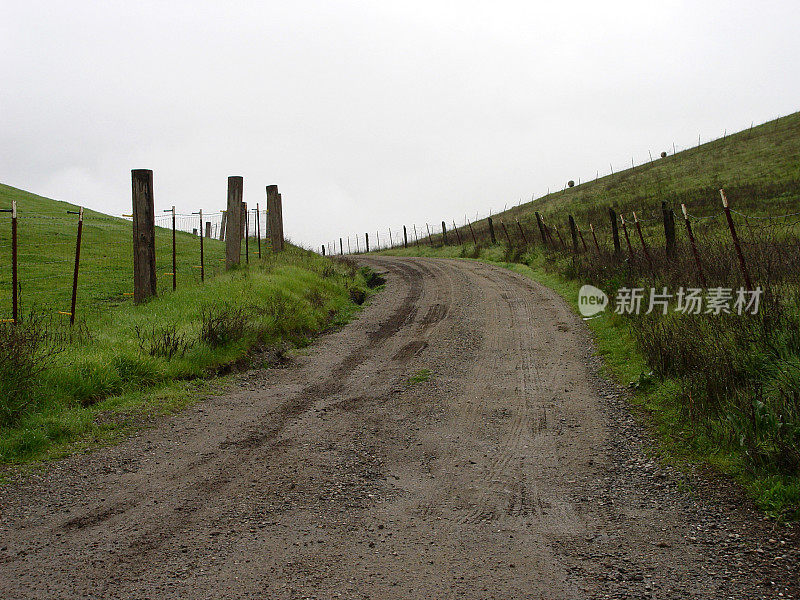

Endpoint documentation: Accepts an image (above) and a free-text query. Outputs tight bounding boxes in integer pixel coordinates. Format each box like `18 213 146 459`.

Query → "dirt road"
0 257 796 599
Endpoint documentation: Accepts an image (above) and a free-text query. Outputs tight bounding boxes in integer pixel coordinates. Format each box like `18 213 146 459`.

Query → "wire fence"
0 206 271 323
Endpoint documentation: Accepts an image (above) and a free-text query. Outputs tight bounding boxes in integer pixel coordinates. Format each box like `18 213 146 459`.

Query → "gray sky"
2 1 799 249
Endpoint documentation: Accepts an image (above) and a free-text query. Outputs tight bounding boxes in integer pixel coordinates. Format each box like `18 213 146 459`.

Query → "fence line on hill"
0 171 286 325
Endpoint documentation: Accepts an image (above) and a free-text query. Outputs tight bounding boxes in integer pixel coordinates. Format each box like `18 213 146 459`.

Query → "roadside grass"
0 245 374 465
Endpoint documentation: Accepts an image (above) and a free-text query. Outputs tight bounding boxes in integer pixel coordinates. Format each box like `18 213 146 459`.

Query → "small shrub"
200 305 249 348
0 314 65 426
135 324 194 360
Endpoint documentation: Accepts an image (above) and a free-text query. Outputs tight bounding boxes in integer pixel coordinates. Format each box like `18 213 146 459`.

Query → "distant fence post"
609 208 621 254
720 189 753 289
225 176 243 269
163 206 177 290
256 204 262 258
365 232 370 252
68 207 83 325
205 221 211 238
339 237 343 255
192 209 205 282
403 225 408 248
426 223 433 246
219 211 227 241
681 204 706 286
453 220 462 245
244 202 249 264
322 245 326 256
468 221 477 245
266 185 284 252
441 221 448 246
131 169 157 304
568 215 579 253
487 216 496 244
413 224 419 246
578 229 588 252
662 201 676 259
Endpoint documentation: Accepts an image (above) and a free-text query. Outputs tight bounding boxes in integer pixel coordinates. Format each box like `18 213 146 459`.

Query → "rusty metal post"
681 204 706 286
721 190 753 289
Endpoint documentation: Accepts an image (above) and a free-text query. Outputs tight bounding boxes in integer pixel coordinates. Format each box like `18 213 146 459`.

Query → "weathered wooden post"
468 221 477 245
403 225 408 248
487 216 496 244
219 211 227 241
131 169 157 303
205 221 211 238
620 215 635 260
568 215 579 253
322 245 326 256
609 208 621 254
365 232 370 252
441 221 448 246
339 237 343 255
266 185 284 252
225 176 243 269
426 223 433 246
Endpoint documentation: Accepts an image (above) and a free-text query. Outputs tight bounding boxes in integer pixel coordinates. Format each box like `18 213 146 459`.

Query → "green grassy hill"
0 183 233 322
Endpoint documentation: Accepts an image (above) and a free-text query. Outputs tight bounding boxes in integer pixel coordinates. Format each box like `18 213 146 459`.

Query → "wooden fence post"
413 224 419 246
441 221 448 246
266 185 284 252
365 232 370 252
355 235 360 253
453 220 462 245
578 229 588 252
720 190 753 289
219 211 227 241
662 201 676 259
11 201 18 322
487 216 497 244
468 221 477 245
225 177 243 269
553 226 566 250
633 212 653 269
568 215 579 253
426 223 433 246
681 204 706 286
339 237 343 255
131 169 157 303
609 208 621 255
68 207 83 325
403 225 408 248
322 245 326 256
205 221 211 238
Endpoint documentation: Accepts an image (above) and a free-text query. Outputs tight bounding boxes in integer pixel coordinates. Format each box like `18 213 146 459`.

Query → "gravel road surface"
1 256 797 599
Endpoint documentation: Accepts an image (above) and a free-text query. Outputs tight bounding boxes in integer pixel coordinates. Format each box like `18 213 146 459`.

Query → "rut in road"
0 256 793 599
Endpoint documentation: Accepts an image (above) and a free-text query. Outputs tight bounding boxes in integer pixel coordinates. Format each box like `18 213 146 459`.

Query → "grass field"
0 186 372 465
378 111 800 520
0 183 244 322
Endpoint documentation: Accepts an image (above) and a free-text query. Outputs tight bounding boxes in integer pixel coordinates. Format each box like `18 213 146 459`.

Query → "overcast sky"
2 1 799 249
